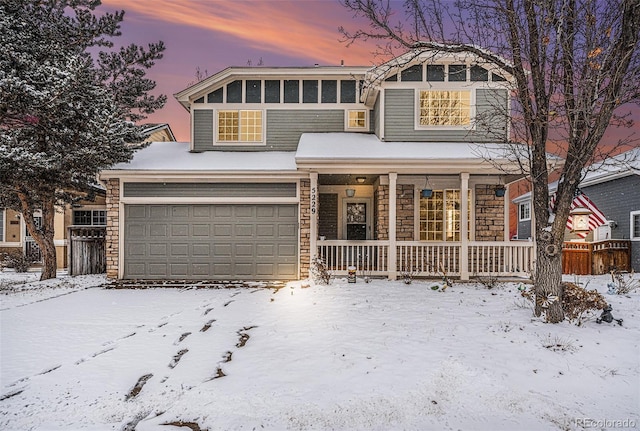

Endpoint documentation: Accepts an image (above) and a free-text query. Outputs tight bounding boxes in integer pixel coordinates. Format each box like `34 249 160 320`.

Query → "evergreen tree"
0 0 166 280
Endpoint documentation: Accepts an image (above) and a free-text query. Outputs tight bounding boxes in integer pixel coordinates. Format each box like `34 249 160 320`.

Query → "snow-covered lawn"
1 271 638 431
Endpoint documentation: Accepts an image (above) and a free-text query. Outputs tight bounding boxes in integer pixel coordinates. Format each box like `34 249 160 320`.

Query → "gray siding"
583 175 640 271
383 88 508 142
265 110 345 151
193 110 214 151
373 95 381 137
123 182 297 198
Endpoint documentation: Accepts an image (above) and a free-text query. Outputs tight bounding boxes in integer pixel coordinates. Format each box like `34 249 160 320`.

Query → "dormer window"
217 110 263 143
418 90 471 127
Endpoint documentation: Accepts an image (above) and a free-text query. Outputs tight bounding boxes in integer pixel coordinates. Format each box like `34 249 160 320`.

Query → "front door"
345 201 368 240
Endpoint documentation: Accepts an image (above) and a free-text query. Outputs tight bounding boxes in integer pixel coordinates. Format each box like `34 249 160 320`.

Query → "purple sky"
101 0 376 141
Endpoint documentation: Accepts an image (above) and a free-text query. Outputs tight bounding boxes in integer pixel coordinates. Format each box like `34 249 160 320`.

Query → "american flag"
549 190 607 238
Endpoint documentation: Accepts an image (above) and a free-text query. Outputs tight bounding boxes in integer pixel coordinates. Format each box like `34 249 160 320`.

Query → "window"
340 80 356 103
303 80 318 103
347 110 367 129
401 64 423 81
245 80 261 103
419 190 471 241
448 64 467 81
519 202 531 221
217 110 263 143
631 211 640 240
470 65 488 81
284 80 299 103
321 80 337 103
426 65 445 81
73 210 106 226
265 80 280 103
207 88 223 103
418 90 471 126
226 80 242 103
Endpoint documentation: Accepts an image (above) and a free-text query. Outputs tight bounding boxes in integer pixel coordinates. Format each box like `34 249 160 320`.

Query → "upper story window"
217 110 263 143
347 110 367 130
418 90 471 127
519 202 531 221
73 210 106 226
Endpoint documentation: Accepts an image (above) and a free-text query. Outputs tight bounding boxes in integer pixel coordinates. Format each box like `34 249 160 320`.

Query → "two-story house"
100 49 535 281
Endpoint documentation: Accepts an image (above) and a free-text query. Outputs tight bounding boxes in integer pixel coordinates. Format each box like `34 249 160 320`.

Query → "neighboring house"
0 123 175 270
99 48 537 282
513 147 640 271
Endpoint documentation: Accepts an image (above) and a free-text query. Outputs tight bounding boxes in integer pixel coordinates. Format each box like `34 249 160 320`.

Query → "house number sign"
310 186 317 214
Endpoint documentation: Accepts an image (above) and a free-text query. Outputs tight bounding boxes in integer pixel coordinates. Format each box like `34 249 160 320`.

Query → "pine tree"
0 0 166 280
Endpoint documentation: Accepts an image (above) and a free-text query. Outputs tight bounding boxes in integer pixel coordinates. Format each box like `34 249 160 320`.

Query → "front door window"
346 202 367 240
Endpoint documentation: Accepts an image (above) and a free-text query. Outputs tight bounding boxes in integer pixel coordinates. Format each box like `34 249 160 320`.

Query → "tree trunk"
534 241 564 323
18 191 57 280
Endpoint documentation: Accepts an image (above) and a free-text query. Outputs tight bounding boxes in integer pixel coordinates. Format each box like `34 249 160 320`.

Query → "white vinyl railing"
468 241 534 276
316 240 389 275
316 240 534 278
397 242 460 276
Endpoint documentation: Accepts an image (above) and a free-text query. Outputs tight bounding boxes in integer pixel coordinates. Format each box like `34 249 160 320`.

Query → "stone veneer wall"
375 184 389 240
475 185 505 241
396 184 415 240
299 179 311 278
105 178 120 279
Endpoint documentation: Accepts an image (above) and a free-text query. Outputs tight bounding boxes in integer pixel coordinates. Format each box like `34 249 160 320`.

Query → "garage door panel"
171 224 189 236
149 243 168 257
124 204 298 280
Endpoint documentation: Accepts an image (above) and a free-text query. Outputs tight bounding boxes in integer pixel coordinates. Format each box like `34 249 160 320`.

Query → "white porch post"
309 172 318 278
460 172 470 280
504 183 510 241
388 172 397 280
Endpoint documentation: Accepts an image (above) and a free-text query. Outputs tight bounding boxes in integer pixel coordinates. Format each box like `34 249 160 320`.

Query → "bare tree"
340 0 640 322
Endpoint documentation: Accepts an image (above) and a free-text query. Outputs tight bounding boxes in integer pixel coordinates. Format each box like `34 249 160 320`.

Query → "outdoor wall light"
356 177 366 184
346 188 356 197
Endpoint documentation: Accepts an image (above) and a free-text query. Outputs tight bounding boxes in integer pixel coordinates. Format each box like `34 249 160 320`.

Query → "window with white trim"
418 90 471 127
631 211 640 240
73 210 106 226
519 202 531 221
419 190 471 241
347 110 367 130
217 110 263 143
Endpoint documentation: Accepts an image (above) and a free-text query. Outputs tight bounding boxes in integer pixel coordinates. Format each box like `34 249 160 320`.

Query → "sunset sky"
101 0 377 141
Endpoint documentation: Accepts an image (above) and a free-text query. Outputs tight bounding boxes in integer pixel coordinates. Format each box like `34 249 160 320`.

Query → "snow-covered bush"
310 256 333 285
609 270 640 295
520 282 607 325
1 250 39 273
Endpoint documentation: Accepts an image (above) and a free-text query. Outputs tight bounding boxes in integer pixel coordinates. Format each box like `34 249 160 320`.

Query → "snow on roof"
108 141 298 172
296 132 519 162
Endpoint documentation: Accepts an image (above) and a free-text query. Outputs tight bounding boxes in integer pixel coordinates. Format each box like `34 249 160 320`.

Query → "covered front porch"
297 133 535 280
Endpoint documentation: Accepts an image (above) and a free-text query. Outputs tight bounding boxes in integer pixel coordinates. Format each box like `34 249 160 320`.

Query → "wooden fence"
562 240 631 275
68 226 106 275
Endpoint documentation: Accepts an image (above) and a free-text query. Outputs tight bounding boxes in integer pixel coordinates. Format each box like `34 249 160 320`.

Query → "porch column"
388 172 397 280
504 183 510 241
460 173 470 280
309 172 318 278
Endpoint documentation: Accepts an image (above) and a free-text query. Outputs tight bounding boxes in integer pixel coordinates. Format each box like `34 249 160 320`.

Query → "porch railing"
317 240 389 275
316 240 534 278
